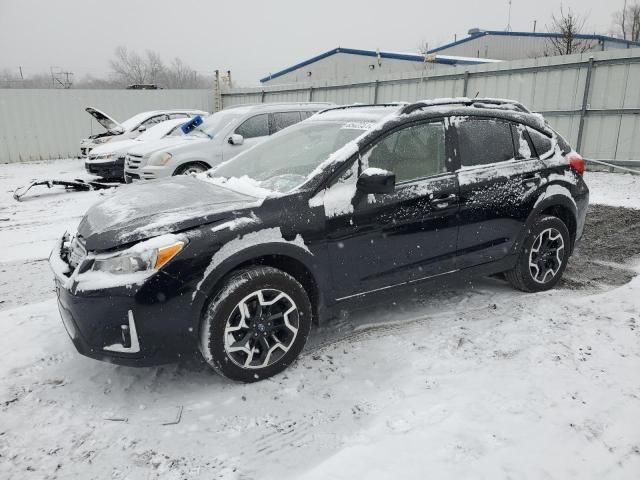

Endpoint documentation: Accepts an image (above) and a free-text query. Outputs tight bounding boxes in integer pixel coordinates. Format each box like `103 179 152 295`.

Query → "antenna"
49 66 73 89
506 0 513 32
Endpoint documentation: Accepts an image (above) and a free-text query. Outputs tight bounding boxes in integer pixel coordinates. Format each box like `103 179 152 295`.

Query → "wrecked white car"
79 107 208 157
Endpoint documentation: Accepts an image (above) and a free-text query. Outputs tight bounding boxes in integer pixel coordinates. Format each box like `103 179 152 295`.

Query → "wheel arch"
194 243 324 331
523 185 579 254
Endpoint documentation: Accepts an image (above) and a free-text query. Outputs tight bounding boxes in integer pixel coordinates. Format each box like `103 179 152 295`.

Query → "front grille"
125 154 143 170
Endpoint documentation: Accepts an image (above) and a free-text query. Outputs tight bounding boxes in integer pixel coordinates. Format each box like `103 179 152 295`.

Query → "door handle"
430 193 458 209
522 173 542 187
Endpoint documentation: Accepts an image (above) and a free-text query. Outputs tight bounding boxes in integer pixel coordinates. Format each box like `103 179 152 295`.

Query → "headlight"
148 152 173 166
91 240 184 275
95 153 114 161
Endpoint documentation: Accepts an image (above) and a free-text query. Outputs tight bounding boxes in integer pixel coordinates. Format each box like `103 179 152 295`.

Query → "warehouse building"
259 47 500 86
428 28 640 61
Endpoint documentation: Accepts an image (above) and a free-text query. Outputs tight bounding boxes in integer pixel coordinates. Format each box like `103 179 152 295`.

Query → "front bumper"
124 165 172 183
50 239 200 366
85 158 125 180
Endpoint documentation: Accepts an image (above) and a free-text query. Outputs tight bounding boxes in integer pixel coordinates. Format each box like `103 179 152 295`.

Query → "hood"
86 107 124 134
126 135 208 157
88 138 138 157
77 175 262 251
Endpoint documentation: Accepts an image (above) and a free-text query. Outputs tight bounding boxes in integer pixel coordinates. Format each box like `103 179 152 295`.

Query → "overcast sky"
0 0 623 86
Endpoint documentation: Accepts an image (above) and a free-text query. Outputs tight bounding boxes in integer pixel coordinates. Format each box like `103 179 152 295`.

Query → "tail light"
567 152 585 176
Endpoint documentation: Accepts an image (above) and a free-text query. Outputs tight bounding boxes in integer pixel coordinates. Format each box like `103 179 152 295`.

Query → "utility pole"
506 0 513 32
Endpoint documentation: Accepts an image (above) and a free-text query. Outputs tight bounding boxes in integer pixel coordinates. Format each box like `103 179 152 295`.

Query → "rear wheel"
506 215 570 292
199 266 312 382
174 162 209 176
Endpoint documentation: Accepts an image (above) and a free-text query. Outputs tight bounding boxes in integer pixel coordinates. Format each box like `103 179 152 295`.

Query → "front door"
222 113 270 160
321 120 460 300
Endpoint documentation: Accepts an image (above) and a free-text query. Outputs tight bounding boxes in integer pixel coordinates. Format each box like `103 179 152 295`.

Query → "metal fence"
0 89 215 163
222 48 640 164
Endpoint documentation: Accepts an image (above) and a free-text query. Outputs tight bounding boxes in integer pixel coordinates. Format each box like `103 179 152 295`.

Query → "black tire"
506 215 571 292
173 162 209 176
199 266 312 382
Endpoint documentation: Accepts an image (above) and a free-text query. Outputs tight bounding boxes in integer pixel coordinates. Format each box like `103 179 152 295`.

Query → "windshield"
189 109 245 138
136 120 184 142
210 120 370 193
120 112 155 131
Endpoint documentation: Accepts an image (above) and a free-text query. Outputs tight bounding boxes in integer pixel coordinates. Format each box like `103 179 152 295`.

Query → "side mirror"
357 168 395 194
228 134 244 146
137 125 147 133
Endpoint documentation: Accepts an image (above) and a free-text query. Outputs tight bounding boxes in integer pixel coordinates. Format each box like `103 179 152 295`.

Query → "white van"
123 103 331 183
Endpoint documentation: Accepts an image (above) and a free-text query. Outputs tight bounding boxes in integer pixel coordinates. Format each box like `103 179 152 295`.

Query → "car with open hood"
123 102 331 182
51 98 589 382
79 107 208 157
84 117 193 180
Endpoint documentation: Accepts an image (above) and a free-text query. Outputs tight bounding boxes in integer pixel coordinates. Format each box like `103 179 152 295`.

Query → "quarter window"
456 118 515 167
367 122 447 183
271 112 301 134
527 127 554 157
235 114 269 139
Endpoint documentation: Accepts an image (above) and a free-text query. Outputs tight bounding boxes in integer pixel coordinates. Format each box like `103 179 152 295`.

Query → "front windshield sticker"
340 121 375 130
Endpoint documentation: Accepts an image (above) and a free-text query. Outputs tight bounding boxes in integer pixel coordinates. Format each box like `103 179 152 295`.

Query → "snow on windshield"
205 120 374 194
194 109 247 137
120 112 155 131
136 119 186 142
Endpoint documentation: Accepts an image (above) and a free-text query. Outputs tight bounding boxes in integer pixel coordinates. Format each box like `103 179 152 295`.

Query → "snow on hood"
76 175 263 251
88 139 138 157
126 135 207 157
85 107 123 134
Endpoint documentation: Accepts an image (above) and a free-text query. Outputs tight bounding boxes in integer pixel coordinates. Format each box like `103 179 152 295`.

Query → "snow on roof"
427 30 640 54
259 47 501 83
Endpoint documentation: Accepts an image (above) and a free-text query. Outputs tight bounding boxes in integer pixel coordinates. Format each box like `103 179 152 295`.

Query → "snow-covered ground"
1 159 639 479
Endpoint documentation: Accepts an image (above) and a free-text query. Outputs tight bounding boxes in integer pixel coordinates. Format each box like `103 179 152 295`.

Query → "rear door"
324 120 460 300
453 117 544 268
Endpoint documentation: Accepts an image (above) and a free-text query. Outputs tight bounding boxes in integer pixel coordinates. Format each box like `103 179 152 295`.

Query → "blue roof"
259 47 496 83
427 30 640 54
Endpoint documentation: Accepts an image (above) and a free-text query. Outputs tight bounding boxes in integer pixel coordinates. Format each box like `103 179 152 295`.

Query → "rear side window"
456 118 515 167
526 127 554 157
235 114 269 139
271 112 301 134
512 124 534 160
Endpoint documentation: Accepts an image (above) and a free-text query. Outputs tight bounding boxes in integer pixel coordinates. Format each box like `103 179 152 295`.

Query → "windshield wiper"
192 126 212 139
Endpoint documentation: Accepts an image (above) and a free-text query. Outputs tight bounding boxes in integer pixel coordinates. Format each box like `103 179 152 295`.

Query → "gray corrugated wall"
222 48 640 161
0 89 215 163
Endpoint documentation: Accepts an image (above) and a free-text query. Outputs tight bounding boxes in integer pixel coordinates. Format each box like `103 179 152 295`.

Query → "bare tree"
545 6 593 56
109 46 156 85
613 1 640 41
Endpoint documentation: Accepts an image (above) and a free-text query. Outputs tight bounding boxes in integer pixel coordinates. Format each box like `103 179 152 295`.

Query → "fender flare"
515 184 578 254
190 235 324 326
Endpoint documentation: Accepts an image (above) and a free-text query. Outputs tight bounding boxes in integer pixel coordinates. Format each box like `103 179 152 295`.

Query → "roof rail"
400 97 531 115
316 102 407 115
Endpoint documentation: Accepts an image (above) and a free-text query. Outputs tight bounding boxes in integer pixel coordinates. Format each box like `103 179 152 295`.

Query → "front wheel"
174 162 209 176
506 215 571 292
199 266 312 382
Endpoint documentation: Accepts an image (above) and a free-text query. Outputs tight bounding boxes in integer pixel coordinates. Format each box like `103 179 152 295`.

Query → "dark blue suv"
51 98 589 382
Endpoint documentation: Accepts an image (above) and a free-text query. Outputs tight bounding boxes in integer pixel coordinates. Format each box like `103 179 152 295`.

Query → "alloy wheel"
224 289 299 369
528 227 565 284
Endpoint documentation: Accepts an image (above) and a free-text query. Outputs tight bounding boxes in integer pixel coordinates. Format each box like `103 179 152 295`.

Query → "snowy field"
1 159 639 479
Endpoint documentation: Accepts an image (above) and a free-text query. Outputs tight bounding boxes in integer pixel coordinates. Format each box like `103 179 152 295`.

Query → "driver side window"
235 114 269 139
367 121 447 183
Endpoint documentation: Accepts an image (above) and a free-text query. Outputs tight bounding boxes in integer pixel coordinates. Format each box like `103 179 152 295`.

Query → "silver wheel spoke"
528 227 565 284
223 288 300 370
